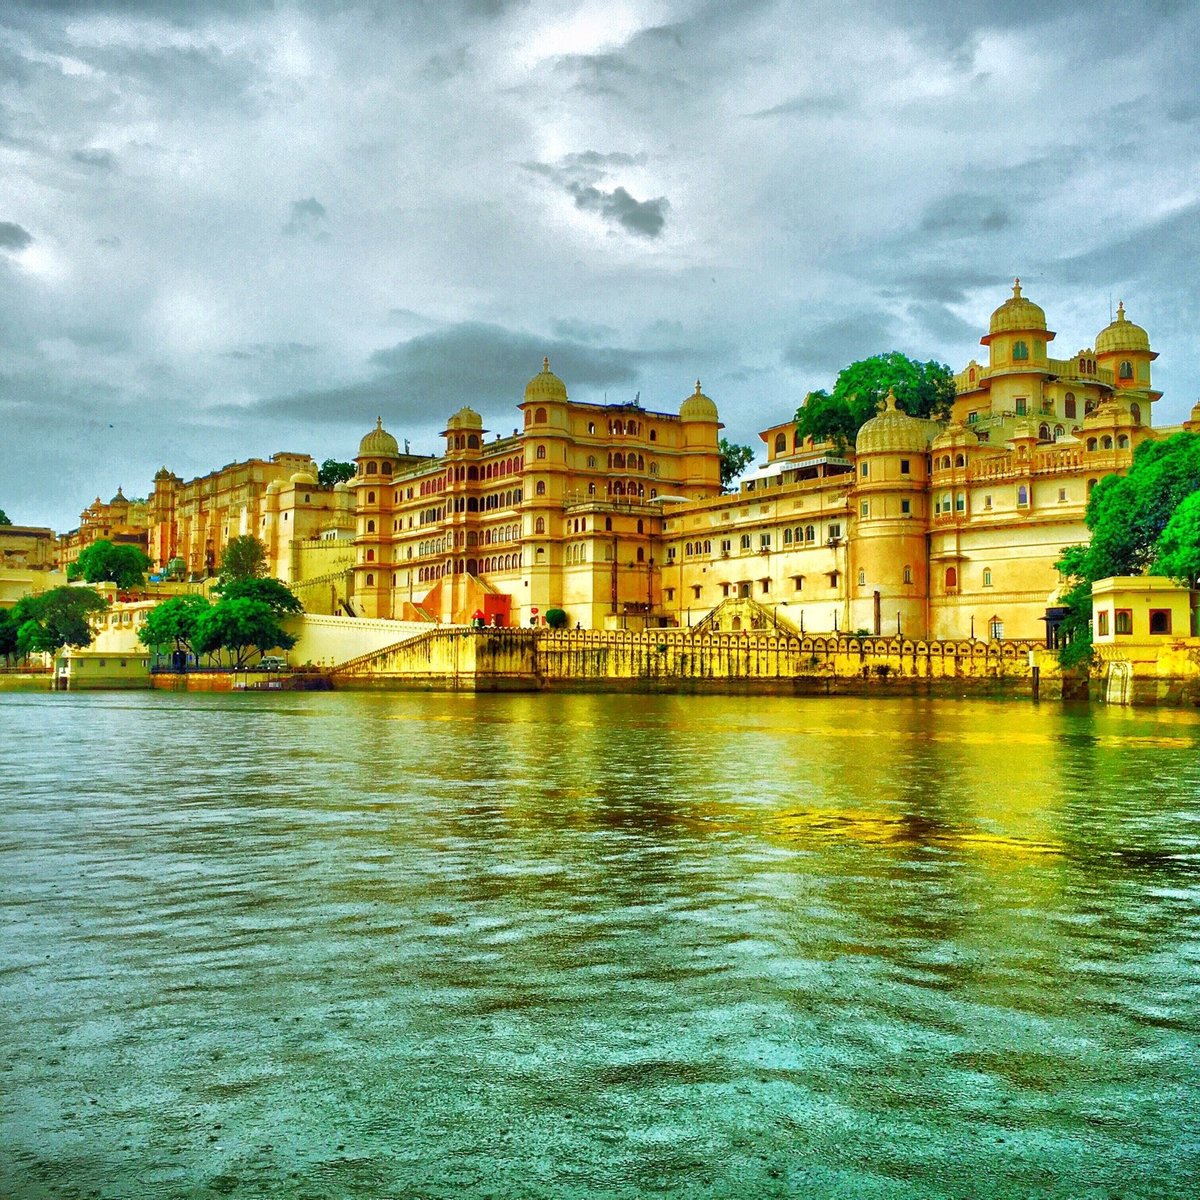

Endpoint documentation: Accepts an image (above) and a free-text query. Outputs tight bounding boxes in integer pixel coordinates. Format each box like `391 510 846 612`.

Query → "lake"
2 691 1199 1198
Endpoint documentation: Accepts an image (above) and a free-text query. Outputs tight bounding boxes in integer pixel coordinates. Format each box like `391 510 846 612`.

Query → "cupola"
1095 302 1152 356
523 357 568 405
679 379 718 423
855 391 942 455
358 416 400 457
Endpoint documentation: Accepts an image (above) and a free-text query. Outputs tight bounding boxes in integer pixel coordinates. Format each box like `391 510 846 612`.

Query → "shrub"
545 608 568 630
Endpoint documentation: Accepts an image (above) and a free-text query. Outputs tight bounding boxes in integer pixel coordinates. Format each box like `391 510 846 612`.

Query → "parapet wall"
333 627 1057 695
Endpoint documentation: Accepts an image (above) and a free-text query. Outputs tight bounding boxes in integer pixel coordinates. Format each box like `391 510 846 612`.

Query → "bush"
545 608 568 630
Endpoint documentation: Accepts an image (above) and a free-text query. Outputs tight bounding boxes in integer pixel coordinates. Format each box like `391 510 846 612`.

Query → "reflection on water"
2 692 1199 1199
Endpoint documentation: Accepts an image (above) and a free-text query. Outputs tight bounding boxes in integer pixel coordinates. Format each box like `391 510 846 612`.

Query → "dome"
333 480 350 493
266 480 284 495
524 357 568 405
153 466 173 482
680 379 718 422
1095 301 1151 355
855 391 942 454
358 416 399 457
290 469 317 485
446 406 483 430
988 277 1048 336
110 486 127 504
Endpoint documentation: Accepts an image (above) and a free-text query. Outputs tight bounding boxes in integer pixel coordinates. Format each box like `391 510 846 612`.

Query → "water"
2 691 1199 1199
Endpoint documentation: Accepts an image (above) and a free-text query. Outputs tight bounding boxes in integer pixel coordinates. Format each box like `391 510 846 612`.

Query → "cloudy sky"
2 0 1198 531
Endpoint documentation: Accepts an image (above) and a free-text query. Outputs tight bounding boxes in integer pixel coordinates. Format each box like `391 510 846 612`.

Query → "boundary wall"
333 627 1060 696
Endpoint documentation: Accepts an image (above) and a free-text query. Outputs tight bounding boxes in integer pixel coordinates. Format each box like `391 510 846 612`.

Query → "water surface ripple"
2 692 1199 1198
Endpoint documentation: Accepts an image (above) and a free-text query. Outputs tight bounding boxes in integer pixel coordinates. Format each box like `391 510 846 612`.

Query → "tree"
544 607 568 630
1152 490 1200 587
213 575 303 616
1055 431 1200 667
67 539 151 588
0 607 20 663
137 594 211 658
217 535 268 582
318 459 356 487
719 439 755 489
0 508 11 526
795 352 955 451
193 597 297 668
8 587 107 655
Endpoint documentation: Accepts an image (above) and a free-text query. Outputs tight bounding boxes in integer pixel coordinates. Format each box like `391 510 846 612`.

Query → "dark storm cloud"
0 222 33 252
566 183 668 238
72 148 117 171
920 193 1012 237
252 322 700 426
283 198 330 241
221 342 320 362
552 318 618 344
747 94 851 120
784 312 896 374
1056 201 1200 285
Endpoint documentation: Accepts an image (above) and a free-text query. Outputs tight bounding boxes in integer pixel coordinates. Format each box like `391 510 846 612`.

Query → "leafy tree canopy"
795 352 956 452
318 459 356 487
1055 431 1200 668
217 535 268 583
10 586 107 655
67 539 151 588
0 608 20 662
214 575 303 616
718 439 755 489
137 594 210 654
0 508 11 526
193 597 297 668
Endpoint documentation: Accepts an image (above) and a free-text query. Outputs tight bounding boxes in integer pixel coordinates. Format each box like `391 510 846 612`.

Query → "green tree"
0 607 20 663
214 575 303 616
137 594 211 658
217 535 268 583
1055 431 1200 667
318 459 356 487
718 439 755 489
193 597 297 668
8 587 107 655
1152 490 1200 587
795 352 955 451
0 508 11 526
544 607 568 630
67 539 152 588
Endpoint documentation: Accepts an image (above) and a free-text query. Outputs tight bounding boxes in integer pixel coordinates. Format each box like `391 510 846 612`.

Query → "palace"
346 281 1198 640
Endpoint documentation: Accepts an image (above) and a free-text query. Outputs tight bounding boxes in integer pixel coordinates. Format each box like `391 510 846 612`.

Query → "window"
1115 609 1133 635
857 569 866 586
1087 437 1098 452
1096 610 1109 636
587 422 595 434
783 527 793 544
365 573 374 586
693 585 701 599
860 462 869 477
1058 488 1068 503
989 617 1004 640
1039 424 1050 441
1015 398 1027 416
366 519 375 532
828 571 839 587
775 432 787 454
902 565 913 584
805 525 816 542
1118 435 1129 449
982 568 992 587
955 454 965 468
367 461 378 474
955 493 965 513
667 546 676 561
1130 402 1142 425
1149 609 1172 635
366 549 375 561
901 499 911 515
535 445 546 460
1119 360 1133 380
587 455 597 469
367 491 375 503
759 533 771 549
945 566 958 590
1102 436 1113 450
722 583 731 597
535 517 545 534
605 517 612 532
1013 340 1028 360
536 481 546 496
860 501 869 517
900 459 910 474
535 407 547 423
1064 393 1077 419
740 534 751 550
967 411 978 424
720 539 731 554
793 575 804 591
1017 485 1029 506
827 523 841 541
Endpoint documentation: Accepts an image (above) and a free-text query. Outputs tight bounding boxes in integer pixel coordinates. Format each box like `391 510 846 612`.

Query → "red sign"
530 607 539 615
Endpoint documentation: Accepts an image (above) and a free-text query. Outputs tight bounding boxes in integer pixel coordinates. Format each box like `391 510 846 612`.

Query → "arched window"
775 432 786 454
366 549 375 561
587 455 597 469
1119 360 1133 379
1017 485 1029 506
1130 402 1142 425
1150 610 1171 634
1102 435 1113 450
467 466 478 481
1039 424 1050 441
367 461 377 474
636 547 645 562
989 616 1004 640
945 566 958 589
365 573 374 586
783 528 792 544
1054 425 1064 439
903 565 913 584
1117 434 1129 449
467 434 479 449
983 568 992 587
535 407 547 423
535 481 546 496
649 429 656 442
367 491 375 503
535 517 545 534
857 569 866 586
805 524 815 542
1064 393 1077 418
605 517 612 531
382 462 392 475
366 520 375 532
1087 437 1097 452
536 444 546 460
955 454 965 467
1013 340 1028 360
636 519 643 533
613 452 625 469
955 493 965 512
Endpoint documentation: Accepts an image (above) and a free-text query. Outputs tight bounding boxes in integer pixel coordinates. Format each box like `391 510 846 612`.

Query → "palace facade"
349 282 1199 640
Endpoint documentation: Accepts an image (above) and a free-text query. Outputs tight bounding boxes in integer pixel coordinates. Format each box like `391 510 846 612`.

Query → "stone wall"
334 626 1057 696
284 613 432 668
